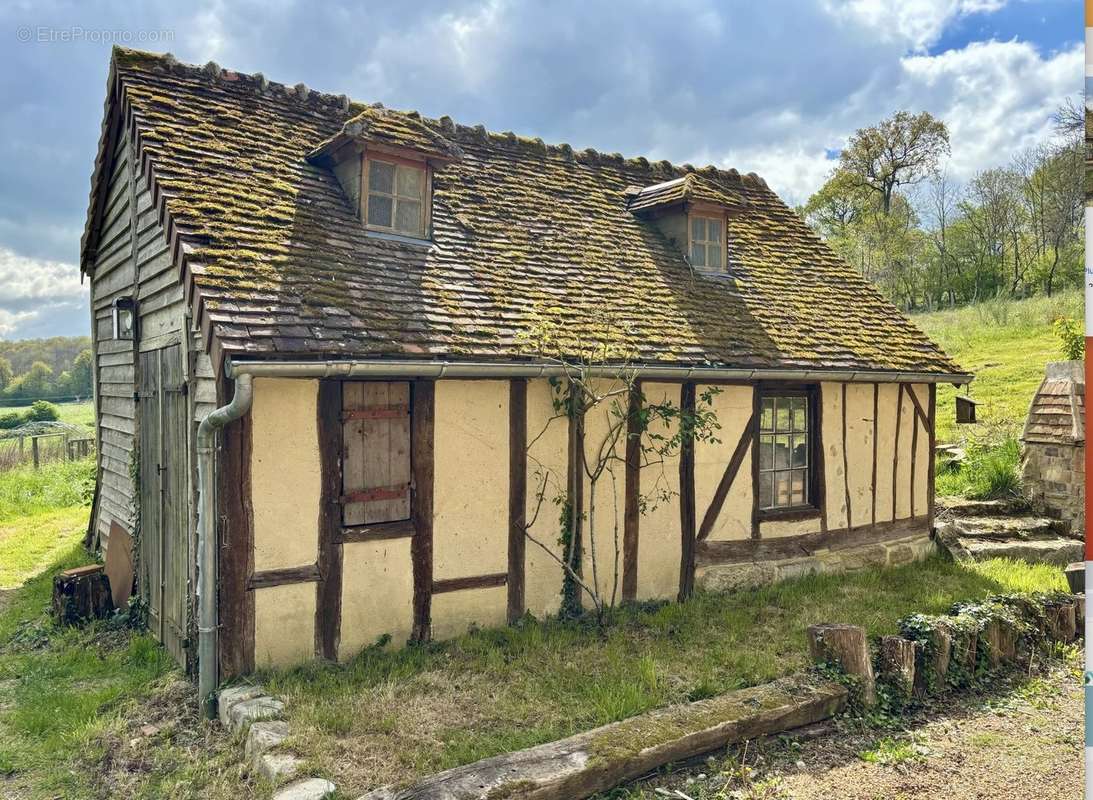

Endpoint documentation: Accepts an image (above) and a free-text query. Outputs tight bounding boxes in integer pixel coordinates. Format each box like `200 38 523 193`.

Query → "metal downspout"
196 374 253 717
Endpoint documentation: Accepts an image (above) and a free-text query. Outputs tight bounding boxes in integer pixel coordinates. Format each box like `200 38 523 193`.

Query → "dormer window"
689 215 725 271
365 157 427 238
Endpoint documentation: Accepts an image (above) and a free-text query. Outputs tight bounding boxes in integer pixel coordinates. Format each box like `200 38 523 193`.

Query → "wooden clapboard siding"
342 382 412 526
88 121 197 667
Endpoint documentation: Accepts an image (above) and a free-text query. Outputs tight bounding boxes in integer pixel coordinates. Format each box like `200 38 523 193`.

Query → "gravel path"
611 652 1082 800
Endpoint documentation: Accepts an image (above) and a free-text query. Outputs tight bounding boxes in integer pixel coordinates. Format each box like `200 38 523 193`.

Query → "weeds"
935 435 1020 500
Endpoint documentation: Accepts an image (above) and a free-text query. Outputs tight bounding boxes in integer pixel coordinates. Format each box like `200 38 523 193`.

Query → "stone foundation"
695 532 936 593
1022 443 1084 535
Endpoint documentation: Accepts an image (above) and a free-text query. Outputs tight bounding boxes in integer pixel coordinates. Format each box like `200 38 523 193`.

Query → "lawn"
258 556 1065 795
911 290 1082 444
0 399 95 430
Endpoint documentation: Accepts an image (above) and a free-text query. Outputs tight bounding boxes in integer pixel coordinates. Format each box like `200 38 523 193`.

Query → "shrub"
0 412 21 430
1053 317 1084 361
25 400 59 423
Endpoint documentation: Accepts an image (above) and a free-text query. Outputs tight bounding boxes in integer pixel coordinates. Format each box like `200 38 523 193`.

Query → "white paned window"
366 158 426 237
689 215 724 270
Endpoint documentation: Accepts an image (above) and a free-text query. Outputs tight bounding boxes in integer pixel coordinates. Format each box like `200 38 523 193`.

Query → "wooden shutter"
342 382 411 525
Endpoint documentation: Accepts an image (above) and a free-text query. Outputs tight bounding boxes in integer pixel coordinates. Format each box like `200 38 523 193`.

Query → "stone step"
961 537 1083 567
950 515 1072 542
936 497 1029 518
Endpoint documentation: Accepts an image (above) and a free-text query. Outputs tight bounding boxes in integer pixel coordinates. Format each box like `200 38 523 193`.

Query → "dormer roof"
626 173 748 216
307 105 463 165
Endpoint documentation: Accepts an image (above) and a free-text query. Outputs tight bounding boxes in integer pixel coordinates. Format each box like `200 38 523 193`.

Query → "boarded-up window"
341 382 411 525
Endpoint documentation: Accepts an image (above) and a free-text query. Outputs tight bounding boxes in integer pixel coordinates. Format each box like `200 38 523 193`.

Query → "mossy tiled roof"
84 48 964 377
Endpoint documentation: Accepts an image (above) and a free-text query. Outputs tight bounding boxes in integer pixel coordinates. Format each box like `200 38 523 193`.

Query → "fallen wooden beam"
359 674 846 800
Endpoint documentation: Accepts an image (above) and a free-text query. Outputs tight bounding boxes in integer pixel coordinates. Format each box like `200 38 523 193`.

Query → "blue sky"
0 0 1082 340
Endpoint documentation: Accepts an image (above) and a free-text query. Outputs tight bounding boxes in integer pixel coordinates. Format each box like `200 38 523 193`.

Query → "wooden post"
410 380 435 643
507 379 527 624
316 380 343 661
877 636 916 701
807 623 876 707
31 436 39 469
678 382 696 602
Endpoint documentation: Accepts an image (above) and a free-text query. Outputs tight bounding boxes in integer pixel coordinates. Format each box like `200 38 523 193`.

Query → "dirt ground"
613 650 1083 800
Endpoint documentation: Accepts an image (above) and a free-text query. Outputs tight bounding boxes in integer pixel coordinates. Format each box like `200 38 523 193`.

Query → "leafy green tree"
0 357 12 392
4 361 54 400
839 110 950 214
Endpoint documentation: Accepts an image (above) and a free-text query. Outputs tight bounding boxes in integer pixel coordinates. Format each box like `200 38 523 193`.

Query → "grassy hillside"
912 291 1082 444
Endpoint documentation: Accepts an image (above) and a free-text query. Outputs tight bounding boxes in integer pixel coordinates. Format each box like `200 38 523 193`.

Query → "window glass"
369 160 395 193
758 392 813 510
690 243 706 267
395 200 422 235
691 217 706 241
367 195 393 227
366 159 427 238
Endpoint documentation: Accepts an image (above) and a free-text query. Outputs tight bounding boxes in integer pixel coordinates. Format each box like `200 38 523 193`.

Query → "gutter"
196 374 253 717
226 358 974 385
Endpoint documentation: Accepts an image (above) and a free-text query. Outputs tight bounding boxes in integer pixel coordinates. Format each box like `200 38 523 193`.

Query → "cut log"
1044 600 1077 643
944 617 978 688
52 564 113 625
912 625 952 696
877 636 916 701
358 674 847 800
981 618 1017 667
807 623 876 707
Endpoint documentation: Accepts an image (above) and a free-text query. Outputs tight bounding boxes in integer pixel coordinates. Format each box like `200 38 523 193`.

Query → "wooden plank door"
138 344 188 664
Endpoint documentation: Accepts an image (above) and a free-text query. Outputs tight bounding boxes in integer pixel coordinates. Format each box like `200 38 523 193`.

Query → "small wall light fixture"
112 296 137 340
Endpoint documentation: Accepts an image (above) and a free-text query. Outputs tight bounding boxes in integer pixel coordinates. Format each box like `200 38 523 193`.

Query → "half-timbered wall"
238 376 936 669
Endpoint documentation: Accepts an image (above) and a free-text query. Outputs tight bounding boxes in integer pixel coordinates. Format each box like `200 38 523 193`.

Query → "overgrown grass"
936 435 1022 500
260 555 1065 794
0 507 89 588
912 290 1081 443
0 457 95 522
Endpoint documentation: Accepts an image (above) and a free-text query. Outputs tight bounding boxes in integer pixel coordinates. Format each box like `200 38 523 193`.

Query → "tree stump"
981 618 1018 667
52 564 113 625
807 623 876 707
1075 595 1085 631
913 625 952 696
877 636 916 701
947 624 978 688
1044 601 1077 643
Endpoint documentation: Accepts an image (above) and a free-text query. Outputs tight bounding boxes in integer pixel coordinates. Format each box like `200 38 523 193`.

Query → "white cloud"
823 0 1008 51
0 247 85 338
900 39 1081 181
0 248 82 304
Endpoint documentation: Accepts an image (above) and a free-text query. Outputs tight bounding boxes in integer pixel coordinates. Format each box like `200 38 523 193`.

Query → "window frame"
754 383 823 522
687 211 728 272
362 153 431 240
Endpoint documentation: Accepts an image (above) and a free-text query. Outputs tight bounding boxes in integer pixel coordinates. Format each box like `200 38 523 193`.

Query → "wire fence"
0 422 95 472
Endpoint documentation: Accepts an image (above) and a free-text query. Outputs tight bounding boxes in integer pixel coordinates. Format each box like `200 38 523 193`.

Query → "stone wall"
1023 442 1085 534
1021 361 1085 536
695 531 936 593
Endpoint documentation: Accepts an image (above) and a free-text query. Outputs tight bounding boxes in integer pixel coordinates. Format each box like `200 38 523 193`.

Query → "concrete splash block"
357 674 846 800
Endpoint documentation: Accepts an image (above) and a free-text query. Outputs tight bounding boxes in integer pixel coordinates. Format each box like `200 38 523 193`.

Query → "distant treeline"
801 103 1083 311
0 337 93 401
